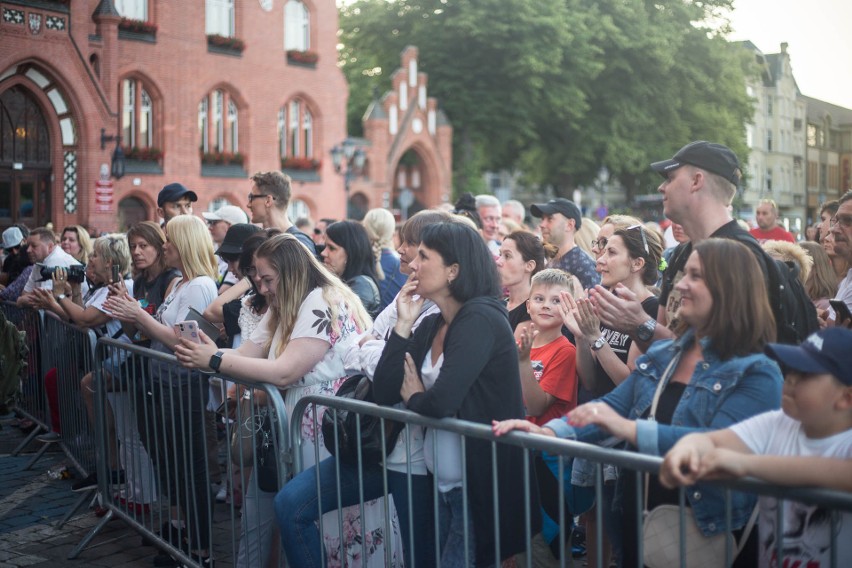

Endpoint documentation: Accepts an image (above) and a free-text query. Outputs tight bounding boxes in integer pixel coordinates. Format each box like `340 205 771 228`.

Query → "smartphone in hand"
173 321 202 343
111 264 121 284
829 299 852 326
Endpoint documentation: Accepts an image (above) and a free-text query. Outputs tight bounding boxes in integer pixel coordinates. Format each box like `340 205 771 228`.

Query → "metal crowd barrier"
292 394 852 568
72 337 291 568
1 301 49 454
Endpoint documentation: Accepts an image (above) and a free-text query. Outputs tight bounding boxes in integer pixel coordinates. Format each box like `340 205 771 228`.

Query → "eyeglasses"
627 224 649 254
247 193 271 202
591 237 608 250
829 215 852 229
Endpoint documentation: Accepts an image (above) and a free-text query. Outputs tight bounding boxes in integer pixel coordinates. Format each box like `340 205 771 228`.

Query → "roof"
363 99 387 121
92 0 120 17
800 95 852 127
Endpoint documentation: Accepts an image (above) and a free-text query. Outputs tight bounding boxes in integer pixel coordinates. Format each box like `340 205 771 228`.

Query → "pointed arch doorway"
0 86 52 228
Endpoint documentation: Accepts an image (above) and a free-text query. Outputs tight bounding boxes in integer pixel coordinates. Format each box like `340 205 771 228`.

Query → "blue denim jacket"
546 329 783 535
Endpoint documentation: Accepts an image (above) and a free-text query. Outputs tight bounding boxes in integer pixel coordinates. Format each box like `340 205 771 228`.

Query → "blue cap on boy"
765 328 852 386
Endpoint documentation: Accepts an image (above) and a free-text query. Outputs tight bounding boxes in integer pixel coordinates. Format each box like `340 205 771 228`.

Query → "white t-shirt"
731 410 852 567
421 348 464 492
828 269 852 322
152 276 218 354
87 278 134 342
249 287 364 469
23 245 89 295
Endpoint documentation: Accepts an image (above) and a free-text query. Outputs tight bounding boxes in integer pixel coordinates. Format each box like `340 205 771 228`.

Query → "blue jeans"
274 457 435 568
438 487 475 568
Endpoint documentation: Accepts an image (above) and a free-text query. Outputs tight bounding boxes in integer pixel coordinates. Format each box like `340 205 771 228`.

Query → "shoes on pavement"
72 473 98 493
36 431 60 442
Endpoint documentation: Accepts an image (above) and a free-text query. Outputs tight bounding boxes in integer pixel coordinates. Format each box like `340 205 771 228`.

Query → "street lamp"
330 140 366 217
100 128 126 180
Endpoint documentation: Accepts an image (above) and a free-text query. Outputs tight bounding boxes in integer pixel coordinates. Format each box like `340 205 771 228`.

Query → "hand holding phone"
173 321 202 344
111 264 121 284
829 300 852 326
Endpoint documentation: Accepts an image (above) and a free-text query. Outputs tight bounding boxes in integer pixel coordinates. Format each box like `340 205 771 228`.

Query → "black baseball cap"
157 183 198 207
765 328 852 386
530 198 582 229
216 223 262 256
650 141 742 185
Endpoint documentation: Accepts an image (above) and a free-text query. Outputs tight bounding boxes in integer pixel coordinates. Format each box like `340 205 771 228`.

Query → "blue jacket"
546 329 782 535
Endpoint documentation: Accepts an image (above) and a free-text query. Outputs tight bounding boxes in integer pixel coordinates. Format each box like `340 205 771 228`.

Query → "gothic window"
120 78 155 149
199 90 239 154
206 0 235 37
284 0 310 51
115 0 147 20
0 86 50 165
279 99 314 161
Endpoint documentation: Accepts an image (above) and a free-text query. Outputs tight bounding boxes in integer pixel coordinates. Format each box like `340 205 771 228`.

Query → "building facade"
1 0 349 232
802 95 852 220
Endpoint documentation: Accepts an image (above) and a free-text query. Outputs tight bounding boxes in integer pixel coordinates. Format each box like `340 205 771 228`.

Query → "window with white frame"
284 0 310 51
199 90 239 155
115 0 147 20
120 78 155 148
206 0 234 37
279 99 315 161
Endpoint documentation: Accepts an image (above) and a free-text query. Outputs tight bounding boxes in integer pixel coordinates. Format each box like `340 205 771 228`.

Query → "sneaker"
72 473 98 493
36 432 61 442
215 483 227 503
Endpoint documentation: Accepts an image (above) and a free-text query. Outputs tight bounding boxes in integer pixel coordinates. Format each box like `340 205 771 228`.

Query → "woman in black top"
496 230 547 332
321 220 381 318
374 222 540 567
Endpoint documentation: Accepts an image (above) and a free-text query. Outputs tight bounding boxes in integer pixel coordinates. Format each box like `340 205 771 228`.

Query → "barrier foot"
67 508 113 560
23 440 51 470
11 426 43 456
55 489 96 529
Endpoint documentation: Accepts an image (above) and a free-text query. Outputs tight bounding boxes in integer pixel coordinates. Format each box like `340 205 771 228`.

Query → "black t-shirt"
507 301 530 332
2 247 31 284
580 295 659 402
132 268 180 345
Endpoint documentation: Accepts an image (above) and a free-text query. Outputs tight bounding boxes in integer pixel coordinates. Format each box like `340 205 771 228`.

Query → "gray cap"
2 227 24 250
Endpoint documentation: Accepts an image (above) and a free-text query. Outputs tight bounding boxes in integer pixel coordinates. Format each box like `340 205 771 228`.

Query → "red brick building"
0 0 350 231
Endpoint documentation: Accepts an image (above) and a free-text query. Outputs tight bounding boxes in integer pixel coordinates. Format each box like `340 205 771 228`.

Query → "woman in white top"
105 215 219 565
174 233 403 566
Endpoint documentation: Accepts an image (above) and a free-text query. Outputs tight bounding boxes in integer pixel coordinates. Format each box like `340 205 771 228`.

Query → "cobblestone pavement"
0 422 160 568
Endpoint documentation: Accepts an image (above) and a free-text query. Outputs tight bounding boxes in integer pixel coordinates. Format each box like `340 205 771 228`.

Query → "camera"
38 264 87 284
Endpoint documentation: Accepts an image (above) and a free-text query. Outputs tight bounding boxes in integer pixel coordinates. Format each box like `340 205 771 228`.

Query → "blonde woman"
574 217 601 257
800 241 839 312
105 215 219 565
363 208 406 312
61 225 93 266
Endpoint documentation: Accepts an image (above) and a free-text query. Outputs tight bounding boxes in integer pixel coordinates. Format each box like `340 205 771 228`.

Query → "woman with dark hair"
496 230 547 331
374 221 541 566
495 238 784 567
451 192 483 230
322 220 381 318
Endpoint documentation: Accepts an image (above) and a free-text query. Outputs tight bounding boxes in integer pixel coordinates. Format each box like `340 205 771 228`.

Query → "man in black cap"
530 198 600 290
157 182 198 226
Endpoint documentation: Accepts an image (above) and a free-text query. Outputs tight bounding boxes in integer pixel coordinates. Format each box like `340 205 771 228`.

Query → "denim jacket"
546 329 782 535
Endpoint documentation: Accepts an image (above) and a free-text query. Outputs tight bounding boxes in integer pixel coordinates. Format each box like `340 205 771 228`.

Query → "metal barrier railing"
292 394 852 568
72 337 291 568
1 301 49 454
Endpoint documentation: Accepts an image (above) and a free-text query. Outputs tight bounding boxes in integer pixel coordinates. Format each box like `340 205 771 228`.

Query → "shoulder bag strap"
644 351 682 513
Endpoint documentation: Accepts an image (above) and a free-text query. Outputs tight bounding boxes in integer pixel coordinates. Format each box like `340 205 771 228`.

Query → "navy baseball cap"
650 141 743 186
530 198 583 229
157 183 198 207
765 328 852 386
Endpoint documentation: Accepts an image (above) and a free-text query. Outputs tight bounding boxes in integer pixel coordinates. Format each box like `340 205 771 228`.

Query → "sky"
726 0 852 109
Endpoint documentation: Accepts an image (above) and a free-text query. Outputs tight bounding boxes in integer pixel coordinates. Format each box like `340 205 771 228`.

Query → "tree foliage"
339 0 757 200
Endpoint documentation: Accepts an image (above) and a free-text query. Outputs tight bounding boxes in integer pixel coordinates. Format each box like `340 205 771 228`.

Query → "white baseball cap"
202 205 249 226
2 227 24 250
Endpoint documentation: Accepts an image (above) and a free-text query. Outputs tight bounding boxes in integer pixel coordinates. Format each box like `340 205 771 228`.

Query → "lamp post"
330 140 366 218
100 128 126 180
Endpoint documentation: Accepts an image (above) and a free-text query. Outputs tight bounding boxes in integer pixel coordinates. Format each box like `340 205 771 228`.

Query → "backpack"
730 233 819 345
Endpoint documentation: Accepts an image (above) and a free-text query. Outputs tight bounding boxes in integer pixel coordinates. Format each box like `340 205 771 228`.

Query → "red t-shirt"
749 226 795 243
526 335 578 426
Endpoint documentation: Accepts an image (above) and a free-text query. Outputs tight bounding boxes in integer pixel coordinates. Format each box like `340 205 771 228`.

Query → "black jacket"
374 296 541 566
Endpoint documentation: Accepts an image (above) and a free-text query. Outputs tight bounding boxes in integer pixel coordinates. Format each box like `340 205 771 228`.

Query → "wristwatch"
590 336 607 351
55 293 67 301
208 350 225 372
636 319 657 342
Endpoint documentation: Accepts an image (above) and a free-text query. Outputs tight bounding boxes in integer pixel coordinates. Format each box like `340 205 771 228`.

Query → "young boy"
516 268 579 425
660 327 852 568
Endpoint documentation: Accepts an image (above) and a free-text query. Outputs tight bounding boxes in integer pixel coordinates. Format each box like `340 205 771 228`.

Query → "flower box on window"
207 34 245 56
281 156 321 171
286 50 319 67
118 18 157 42
124 146 164 162
201 151 245 166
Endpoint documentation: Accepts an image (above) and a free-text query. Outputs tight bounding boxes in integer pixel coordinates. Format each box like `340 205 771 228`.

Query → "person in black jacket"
322 220 381 318
374 222 541 567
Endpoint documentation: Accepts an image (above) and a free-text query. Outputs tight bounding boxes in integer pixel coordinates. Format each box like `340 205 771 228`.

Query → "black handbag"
254 408 280 492
321 374 404 466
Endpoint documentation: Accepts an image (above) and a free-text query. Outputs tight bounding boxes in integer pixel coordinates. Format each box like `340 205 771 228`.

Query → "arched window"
199 89 240 155
120 78 156 149
206 0 235 37
284 0 309 51
279 98 314 162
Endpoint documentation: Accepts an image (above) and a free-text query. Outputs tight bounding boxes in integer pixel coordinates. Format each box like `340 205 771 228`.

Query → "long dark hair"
240 228 281 313
420 222 501 302
325 220 379 283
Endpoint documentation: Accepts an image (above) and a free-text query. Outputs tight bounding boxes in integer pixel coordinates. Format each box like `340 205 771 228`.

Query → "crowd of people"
1 141 851 568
